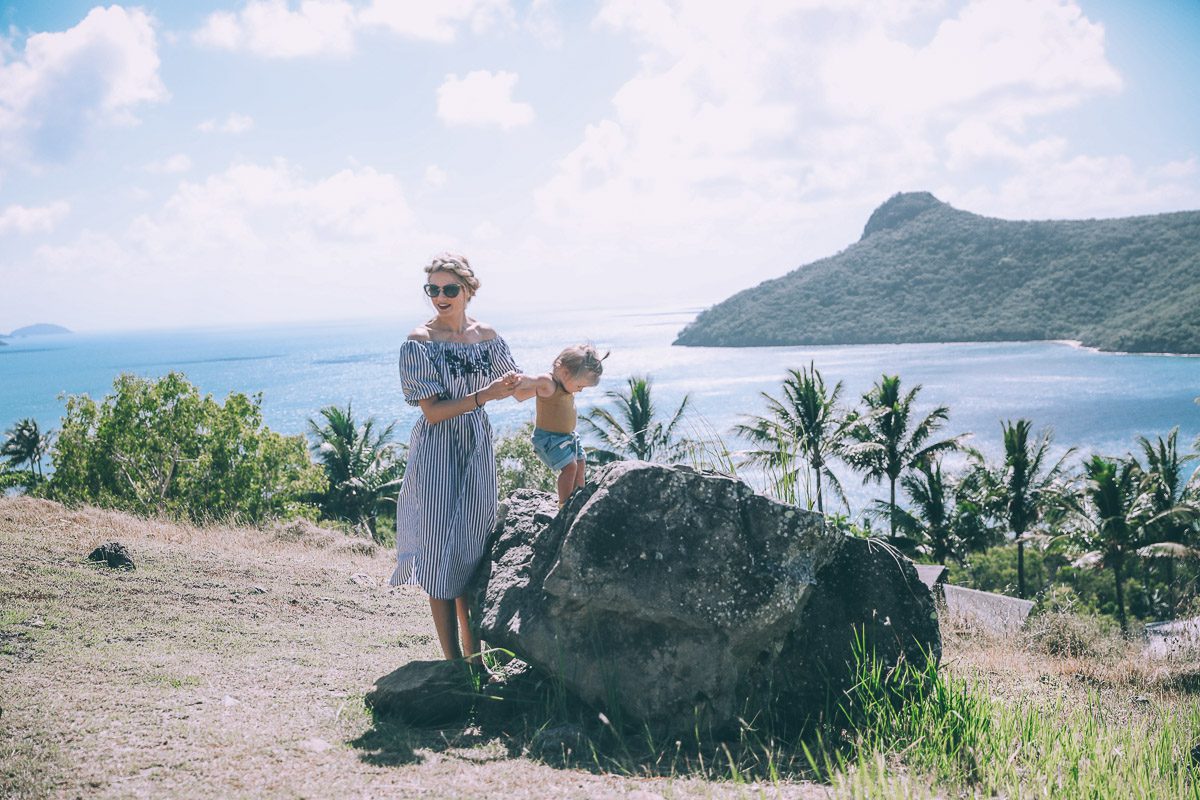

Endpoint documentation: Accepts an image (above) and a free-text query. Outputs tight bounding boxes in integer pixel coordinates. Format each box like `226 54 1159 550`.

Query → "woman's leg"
429 596 462 660
455 596 480 663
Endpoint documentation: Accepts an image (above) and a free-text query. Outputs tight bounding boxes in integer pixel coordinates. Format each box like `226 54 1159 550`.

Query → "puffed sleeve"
490 336 520 379
398 340 445 406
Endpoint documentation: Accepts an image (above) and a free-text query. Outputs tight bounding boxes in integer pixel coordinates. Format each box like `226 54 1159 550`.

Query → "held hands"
480 370 520 403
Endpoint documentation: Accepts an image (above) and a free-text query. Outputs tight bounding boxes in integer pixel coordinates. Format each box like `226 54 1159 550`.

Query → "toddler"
515 344 607 505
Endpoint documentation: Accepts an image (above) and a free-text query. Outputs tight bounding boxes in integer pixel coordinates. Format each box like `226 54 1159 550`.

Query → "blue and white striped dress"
390 336 520 599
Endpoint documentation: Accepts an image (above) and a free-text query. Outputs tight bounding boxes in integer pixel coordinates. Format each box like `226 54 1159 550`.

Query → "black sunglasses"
424 283 463 298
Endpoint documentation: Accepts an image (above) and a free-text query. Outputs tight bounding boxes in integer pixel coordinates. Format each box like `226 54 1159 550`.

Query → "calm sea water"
3 307 1198 509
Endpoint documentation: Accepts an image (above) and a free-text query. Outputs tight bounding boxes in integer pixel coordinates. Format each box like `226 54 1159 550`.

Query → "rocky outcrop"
472 462 940 733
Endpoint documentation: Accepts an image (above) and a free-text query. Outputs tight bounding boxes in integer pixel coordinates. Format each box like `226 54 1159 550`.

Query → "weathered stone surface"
775 536 942 713
365 660 476 726
87 541 135 570
472 462 941 732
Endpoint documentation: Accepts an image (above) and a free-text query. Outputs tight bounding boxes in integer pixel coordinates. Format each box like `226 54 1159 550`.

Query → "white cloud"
198 112 255 134
525 0 1184 304
27 160 443 327
436 70 533 129
193 0 513 56
949 153 1200 221
820 0 1122 125
145 154 193 174
193 0 357 58
524 0 563 47
423 164 447 188
0 201 70 234
358 0 514 43
0 6 166 164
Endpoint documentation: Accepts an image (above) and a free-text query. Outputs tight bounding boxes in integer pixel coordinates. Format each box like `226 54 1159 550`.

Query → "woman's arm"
416 371 519 424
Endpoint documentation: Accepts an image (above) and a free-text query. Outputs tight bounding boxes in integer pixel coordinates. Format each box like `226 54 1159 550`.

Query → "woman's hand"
480 371 520 403
417 371 520 424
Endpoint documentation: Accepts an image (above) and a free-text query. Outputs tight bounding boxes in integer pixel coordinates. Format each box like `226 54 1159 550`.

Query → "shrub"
48 372 325 524
1024 586 1125 659
496 423 556 499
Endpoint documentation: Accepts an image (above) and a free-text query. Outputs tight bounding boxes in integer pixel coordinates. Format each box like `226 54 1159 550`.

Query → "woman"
391 253 520 662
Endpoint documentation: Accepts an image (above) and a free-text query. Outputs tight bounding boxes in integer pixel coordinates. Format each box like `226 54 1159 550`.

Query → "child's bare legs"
554 460 588 503
429 595 480 663
556 459 587 506
556 465 575 506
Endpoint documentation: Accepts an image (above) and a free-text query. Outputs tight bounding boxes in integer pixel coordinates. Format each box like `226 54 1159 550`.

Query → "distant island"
4 323 72 337
674 192 1200 354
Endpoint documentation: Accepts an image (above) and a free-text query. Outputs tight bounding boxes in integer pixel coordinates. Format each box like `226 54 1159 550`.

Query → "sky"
0 0 1198 333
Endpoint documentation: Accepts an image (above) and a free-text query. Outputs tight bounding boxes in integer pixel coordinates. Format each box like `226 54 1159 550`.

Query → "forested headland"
675 192 1200 353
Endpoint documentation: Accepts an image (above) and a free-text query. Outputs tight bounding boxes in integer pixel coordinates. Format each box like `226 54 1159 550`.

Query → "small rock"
299 737 332 753
350 573 376 588
222 694 240 707
365 660 476 726
1133 695 1150 705
27 618 44 628
250 586 268 594
87 542 135 570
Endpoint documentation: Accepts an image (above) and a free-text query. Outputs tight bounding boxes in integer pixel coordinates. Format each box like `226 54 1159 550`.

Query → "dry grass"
4 497 1197 798
0 498 826 799
938 608 1200 731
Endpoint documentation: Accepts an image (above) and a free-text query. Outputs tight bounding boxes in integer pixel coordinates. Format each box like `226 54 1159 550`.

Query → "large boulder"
472 462 940 733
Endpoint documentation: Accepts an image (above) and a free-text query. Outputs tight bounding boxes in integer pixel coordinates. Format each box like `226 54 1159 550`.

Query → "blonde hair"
423 252 480 298
554 344 608 384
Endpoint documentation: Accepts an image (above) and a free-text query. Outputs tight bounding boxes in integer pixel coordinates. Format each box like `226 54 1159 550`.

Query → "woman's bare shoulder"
407 324 433 342
473 321 498 342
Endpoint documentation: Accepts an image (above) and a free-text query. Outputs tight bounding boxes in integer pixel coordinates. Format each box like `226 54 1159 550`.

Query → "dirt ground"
3 496 1195 799
0 498 833 799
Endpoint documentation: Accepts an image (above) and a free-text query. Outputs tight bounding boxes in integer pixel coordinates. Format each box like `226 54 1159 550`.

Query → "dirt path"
0 498 825 799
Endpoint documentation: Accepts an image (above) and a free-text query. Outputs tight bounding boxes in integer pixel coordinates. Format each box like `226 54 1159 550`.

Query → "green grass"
482 634 1199 798
809 638 1200 798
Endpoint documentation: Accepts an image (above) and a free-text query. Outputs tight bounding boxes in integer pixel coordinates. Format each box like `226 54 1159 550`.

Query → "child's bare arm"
513 373 553 402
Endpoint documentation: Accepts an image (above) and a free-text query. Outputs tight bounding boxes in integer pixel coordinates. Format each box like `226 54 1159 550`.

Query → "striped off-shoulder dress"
390 335 520 599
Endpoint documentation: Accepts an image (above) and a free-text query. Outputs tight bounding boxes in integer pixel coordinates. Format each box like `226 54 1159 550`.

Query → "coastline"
675 335 1200 359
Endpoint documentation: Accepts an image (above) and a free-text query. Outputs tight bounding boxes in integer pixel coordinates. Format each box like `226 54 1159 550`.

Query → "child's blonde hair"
554 344 608 384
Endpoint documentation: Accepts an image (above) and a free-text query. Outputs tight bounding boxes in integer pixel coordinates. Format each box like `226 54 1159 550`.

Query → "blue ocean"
3 306 1198 509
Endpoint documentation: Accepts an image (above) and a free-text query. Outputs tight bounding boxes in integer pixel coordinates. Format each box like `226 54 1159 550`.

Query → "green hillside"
674 193 1200 353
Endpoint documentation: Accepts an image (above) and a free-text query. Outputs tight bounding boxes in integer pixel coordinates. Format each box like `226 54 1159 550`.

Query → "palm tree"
1132 429 1200 615
1 418 54 481
881 458 962 563
843 374 963 543
582 376 690 463
307 403 405 542
733 363 849 513
1063 455 1144 629
970 420 1075 599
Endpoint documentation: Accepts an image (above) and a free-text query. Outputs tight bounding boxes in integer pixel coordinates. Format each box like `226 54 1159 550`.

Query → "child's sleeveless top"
535 380 576 434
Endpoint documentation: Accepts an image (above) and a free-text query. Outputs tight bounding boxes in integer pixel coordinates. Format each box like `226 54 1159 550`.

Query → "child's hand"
483 371 520 402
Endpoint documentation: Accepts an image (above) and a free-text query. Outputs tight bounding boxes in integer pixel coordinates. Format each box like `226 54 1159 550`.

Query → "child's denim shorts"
531 427 585 472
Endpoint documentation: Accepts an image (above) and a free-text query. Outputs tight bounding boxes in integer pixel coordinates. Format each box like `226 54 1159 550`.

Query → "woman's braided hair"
424 252 480 298
554 344 609 383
